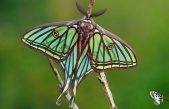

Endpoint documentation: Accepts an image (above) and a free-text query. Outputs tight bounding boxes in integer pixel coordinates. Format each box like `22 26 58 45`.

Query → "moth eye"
52 31 59 37
107 43 114 50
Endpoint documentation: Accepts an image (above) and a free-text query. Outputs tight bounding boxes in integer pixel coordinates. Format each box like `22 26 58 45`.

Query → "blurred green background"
0 0 169 109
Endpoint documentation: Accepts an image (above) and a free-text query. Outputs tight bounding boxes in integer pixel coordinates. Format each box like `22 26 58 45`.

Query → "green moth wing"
22 20 79 61
89 22 137 71
22 18 138 107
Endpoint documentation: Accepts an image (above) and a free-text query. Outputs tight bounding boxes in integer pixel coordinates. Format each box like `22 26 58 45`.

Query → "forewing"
89 22 137 71
22 20 79 61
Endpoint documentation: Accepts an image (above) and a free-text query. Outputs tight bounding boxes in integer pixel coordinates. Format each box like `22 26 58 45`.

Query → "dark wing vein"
113 41 128 66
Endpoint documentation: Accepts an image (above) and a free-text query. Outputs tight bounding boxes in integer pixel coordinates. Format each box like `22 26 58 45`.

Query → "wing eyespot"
52 31 59 37
107 43 114 50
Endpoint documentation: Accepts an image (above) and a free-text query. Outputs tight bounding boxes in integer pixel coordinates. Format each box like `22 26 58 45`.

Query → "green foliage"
0 0 169 109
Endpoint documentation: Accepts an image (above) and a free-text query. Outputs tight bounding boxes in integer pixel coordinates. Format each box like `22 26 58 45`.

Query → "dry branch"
98 72 117 109
48 0 117 109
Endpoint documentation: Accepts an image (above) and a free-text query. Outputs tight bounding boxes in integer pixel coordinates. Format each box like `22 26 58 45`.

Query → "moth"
150 91 163 105
22 2 137 106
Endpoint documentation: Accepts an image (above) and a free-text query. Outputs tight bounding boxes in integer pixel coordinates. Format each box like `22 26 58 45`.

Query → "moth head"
79 20 94 33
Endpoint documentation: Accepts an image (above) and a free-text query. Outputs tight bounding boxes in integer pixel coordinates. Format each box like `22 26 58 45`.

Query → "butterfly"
150 91 163 105
22 1 137 107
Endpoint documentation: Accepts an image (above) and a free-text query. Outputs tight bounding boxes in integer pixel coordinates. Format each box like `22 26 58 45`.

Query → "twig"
87 0 117 108
48 58 79 109
98 72 117 109
87 0 95 18
48 1 116 109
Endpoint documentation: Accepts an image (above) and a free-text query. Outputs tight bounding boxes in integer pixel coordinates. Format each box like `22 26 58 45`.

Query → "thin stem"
87 0 95 18
98 72 117 109
48 58 79 109
88 0 117 108
48 1 117 109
